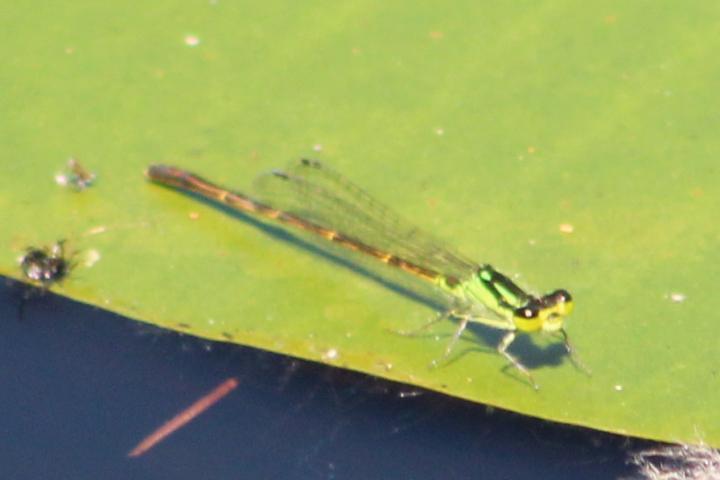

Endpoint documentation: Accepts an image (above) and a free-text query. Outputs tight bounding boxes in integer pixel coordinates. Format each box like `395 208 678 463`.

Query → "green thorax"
437 264 530 318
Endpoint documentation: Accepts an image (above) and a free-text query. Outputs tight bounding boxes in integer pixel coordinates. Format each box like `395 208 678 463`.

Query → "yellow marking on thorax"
378 252 393 263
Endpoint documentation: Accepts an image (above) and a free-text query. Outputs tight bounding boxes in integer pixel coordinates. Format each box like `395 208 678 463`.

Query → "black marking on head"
514 300 540 320
541 289 572 307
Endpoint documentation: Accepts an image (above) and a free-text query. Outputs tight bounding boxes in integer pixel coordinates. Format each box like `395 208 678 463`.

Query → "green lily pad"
1 1 718 446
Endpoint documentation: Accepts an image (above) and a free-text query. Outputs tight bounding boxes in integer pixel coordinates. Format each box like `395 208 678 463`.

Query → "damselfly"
146 159 587 388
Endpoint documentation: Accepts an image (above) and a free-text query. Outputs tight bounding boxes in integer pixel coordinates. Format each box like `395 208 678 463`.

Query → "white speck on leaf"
184 35 200 47
668 292 687 303
322 348 339 361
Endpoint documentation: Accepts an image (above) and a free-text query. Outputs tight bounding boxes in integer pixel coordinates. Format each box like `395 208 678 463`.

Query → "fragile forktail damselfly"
146 159 587 388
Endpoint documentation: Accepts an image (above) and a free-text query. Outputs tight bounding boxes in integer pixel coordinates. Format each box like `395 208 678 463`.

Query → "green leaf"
2 1 718 446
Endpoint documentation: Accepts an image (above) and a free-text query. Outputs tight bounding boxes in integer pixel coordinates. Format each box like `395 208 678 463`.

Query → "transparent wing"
251 159 478 280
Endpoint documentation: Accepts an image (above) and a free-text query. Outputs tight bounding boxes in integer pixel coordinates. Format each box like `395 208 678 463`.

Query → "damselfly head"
542 289 574 316
539 289 574 333
512 289 574 333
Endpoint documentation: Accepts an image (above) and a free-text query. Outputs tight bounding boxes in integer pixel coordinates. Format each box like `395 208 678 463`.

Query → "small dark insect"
56 158 96 191
20 240 74 288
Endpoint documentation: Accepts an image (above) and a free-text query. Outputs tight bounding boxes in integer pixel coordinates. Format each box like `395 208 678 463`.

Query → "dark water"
0 277 643 480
